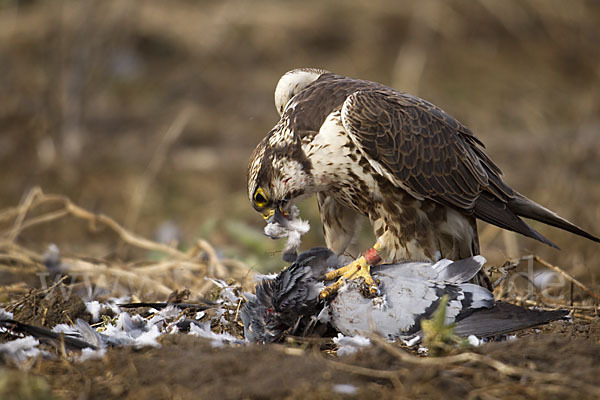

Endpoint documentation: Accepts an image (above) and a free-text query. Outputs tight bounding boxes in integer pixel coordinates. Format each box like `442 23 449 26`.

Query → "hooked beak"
262 204 289 226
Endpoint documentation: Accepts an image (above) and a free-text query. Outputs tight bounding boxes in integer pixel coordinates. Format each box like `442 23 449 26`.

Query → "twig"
233 298 243 322
61 258 174 296
369 334 600 394
189 239 228 278
0 188 187 259
6 187 43 241
0 189 255 298
19 209 70 232
491 259 521 289
321 356 403 389
0 189 251 283
5 275 70 312
134 260 207 274
531 255 600 303
508 296 598 312
572 313 598 321
372 335 543 377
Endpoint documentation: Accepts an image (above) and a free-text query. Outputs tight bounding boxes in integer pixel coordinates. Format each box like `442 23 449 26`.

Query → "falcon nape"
247 68 600 298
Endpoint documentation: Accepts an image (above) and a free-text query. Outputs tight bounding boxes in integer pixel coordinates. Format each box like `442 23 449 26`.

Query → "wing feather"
341 90 499 211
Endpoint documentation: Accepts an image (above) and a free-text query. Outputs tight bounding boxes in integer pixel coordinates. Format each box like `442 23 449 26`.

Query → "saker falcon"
247 68 600 298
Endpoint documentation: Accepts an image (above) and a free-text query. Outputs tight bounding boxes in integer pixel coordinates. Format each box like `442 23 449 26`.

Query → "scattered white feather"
221 288 242 304
333 333 371 356
147 305 181 326
0 337 41 362
207 278 229 289
101 312 161 348
403 335 421 347
207 278 242 304
76 347 106 362
332 384 357 395
74 319 104 349
372 294 388 311
1 280 251 363
104 327 157 348
85 301 102 322
108 296 132 315
134 325 162 348
317 305 331 324
0 308 14 320
467 335 482 347
188 322 241 347
166 324 180 335
263 205 310 256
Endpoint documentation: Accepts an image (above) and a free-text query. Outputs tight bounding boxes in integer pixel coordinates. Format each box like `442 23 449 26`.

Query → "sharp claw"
370 285 380 297
357 278 380 298
320 256 381 299
320 278 346 299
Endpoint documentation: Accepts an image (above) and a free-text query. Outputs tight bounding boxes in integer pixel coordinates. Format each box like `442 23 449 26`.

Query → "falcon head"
246 132 313 225
247 68 329 224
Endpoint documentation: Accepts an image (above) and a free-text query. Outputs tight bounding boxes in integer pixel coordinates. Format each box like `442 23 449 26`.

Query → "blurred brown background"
1 0 598 277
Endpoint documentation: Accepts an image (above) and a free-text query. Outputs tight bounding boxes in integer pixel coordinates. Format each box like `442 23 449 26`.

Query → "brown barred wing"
341 89 500 210
340 89 561 247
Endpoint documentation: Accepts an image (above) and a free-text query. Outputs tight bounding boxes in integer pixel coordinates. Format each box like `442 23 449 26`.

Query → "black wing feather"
454 302 569 337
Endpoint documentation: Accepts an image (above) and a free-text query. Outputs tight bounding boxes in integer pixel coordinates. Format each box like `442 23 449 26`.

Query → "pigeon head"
241 248 338 343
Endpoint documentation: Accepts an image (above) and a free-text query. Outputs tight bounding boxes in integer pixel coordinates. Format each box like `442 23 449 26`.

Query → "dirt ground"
1 274 599 400
30 329 600 400
1 1 600 399
3 317 600 399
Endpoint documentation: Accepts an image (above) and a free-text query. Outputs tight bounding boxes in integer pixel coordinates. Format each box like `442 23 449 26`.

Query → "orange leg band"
362 246 382 266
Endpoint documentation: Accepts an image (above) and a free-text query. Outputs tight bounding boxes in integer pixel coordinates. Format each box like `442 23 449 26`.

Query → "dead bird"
241 247 568 343
241 247 337 343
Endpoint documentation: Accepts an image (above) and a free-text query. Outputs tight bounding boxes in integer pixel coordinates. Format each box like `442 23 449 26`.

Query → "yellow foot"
320 244 382 299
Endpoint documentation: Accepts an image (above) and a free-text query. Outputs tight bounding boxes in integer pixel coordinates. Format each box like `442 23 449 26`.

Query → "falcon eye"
253 188 268 208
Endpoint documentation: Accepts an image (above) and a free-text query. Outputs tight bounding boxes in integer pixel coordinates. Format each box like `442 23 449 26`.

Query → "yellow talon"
323 258 362 281
319 279 347 299
320 250 380 299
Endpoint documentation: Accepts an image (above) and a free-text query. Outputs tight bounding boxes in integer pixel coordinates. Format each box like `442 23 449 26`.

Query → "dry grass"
0 187 254 302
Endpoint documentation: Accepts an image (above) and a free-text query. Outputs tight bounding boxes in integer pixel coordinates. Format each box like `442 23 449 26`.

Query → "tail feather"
509 193 600 243
434 256 486 284
453 302 569 337
473 193 559 248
